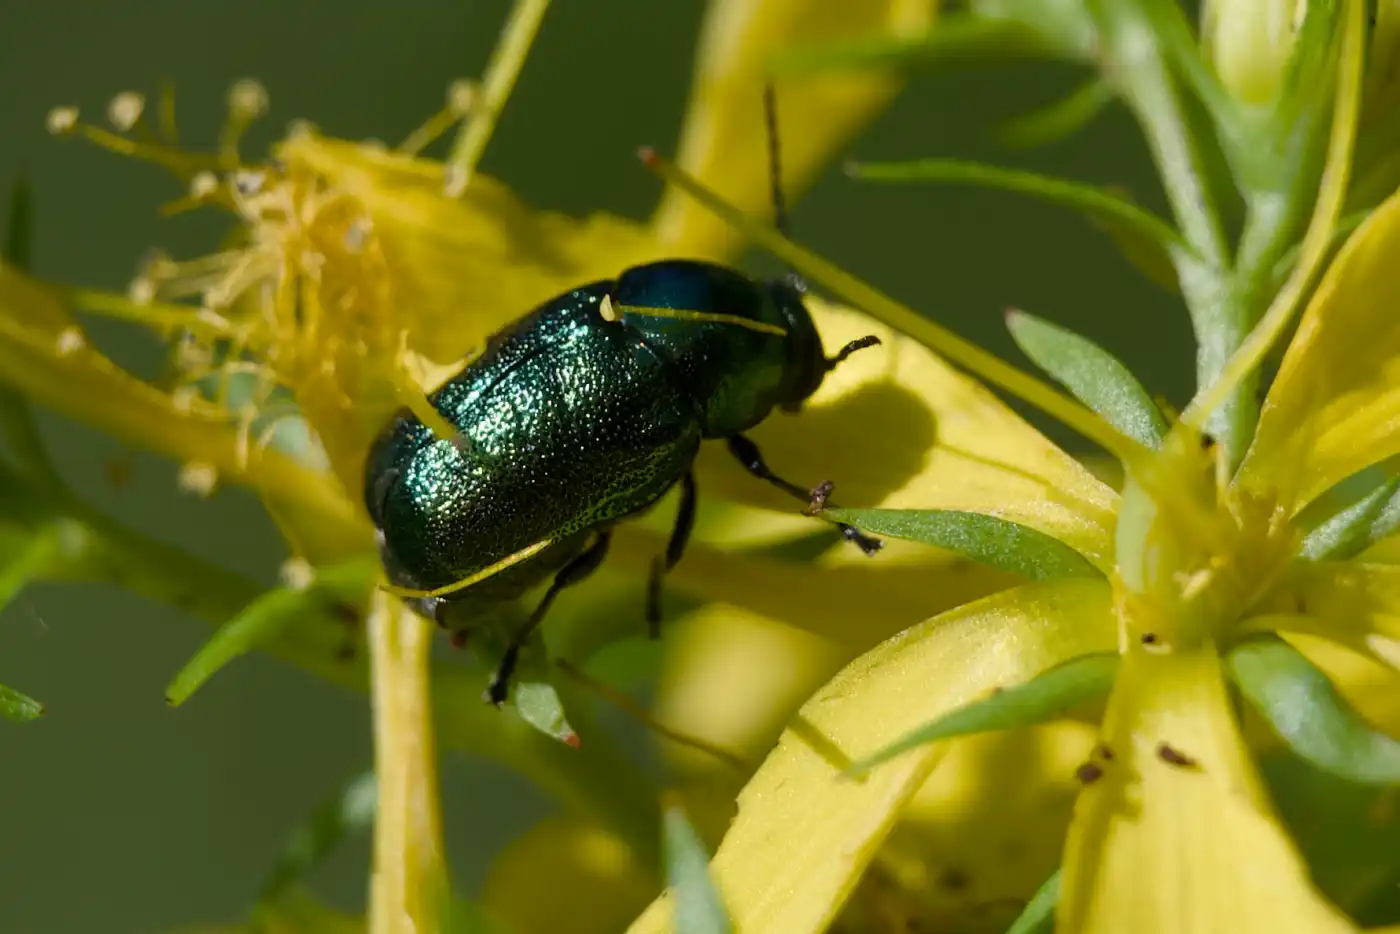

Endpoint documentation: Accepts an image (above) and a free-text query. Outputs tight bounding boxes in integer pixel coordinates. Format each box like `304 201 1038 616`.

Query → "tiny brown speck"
1076 761 1104 784
939 867 969 891
1094 743 1114 761
1141 632 1158 645
1157 742 1198 769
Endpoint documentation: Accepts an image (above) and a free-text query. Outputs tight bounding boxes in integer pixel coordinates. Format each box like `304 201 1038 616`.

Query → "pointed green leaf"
664 799 732 934
822 507 1100 581
849 652 1118 775
1005 309 1169 448
514 681 579 747
258 771 377 905
998 79 1113 148
0 525 62 611
1228 635 1400 784
166 557 375 705
847 158 1188 266
1006 867 1059 934
771 15 1054 76
0 681 44 722
1299 475 1400 561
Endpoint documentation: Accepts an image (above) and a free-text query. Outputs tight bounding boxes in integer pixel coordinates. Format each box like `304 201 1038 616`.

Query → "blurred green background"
0 2 1191 932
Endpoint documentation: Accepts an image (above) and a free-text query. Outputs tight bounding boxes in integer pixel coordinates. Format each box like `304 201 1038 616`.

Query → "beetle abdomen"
368 283 700 597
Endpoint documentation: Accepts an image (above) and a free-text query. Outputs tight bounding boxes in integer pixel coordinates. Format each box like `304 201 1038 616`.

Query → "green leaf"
1005 309 1169 448
849 652 1118 775
664 799 732 934
1260 746 1400 920
847 158 1188 272
0 172 57 486
822 507 1100 581
514 681 580 747
257 771 377 905
771 15 1055 75
1228 635 1400 784
166 557 375 705
0 681 44 722
1299 475 1400 561
0 524 62 611
998 78 1114 148
1006 867 1060 934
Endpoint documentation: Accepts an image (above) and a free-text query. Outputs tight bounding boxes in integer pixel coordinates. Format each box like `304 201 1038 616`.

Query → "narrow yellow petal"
625 578 1115 934
1058 646 1355 933
1237 184 1400 511
694 298 1121 569
652 0 933 260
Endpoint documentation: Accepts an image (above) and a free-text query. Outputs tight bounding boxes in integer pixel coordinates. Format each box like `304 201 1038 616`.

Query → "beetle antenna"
763 83 805 293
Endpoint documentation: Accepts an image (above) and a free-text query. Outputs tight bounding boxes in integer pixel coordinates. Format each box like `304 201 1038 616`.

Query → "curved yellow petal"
652 0 934 260
1058 645 1355 933
1258 561 1400 670
1238 187 1400 511
625 577 1115 934
694 298 1120 569
835 721 1095 932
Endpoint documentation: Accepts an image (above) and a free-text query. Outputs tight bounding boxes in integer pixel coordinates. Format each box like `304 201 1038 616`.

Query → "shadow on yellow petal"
653 0 935 261
1238 187 1400 512
1058 646 1355 933
481 815 656 934
625 577 1114 934
835 721 1096 934
695 298 1119 570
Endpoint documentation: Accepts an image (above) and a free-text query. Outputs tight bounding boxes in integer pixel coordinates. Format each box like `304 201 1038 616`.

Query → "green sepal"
664 797 733 934
823 507 1100 581
848 653 1118 775
1005 309 1169 448
1228 635 1400 784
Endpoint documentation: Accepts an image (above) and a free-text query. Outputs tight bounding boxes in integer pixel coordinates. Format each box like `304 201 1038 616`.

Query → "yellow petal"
652 0 934 260
1238 187 1400 511
835 721 1096 932
1058 645 1355 933
274 131 659 365
694 298 1120 570
1256 561 1400 670
625 577 1115 934
481 816 655 934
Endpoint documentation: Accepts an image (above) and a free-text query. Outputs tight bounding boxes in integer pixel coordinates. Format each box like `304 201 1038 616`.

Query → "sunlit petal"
626 578 1114 934
1059 646 1355 933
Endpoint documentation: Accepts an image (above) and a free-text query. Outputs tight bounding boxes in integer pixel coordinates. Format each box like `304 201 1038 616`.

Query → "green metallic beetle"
363 89 882 705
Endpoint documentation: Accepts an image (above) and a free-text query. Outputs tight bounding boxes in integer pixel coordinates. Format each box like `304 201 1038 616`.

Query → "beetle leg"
725 434 882 556
647 471 697 638
485 530 613 707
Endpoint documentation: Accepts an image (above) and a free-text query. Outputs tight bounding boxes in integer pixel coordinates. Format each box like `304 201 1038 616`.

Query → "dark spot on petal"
1140 632 1159 645
450 629 469 650
1157 742 1199 769
1076 761 1104 784
1094 742 1114 761
939 867 969 891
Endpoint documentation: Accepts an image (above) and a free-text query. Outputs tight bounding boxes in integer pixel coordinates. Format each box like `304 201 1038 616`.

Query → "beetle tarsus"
726 434 882 555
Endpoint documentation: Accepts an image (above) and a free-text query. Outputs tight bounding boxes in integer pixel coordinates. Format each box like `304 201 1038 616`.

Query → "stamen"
54 327 86 357
45 107 79 135
177 461 219 497
398 79 477 156
220 79 269 165
106 92 146 132
279 556 315 591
